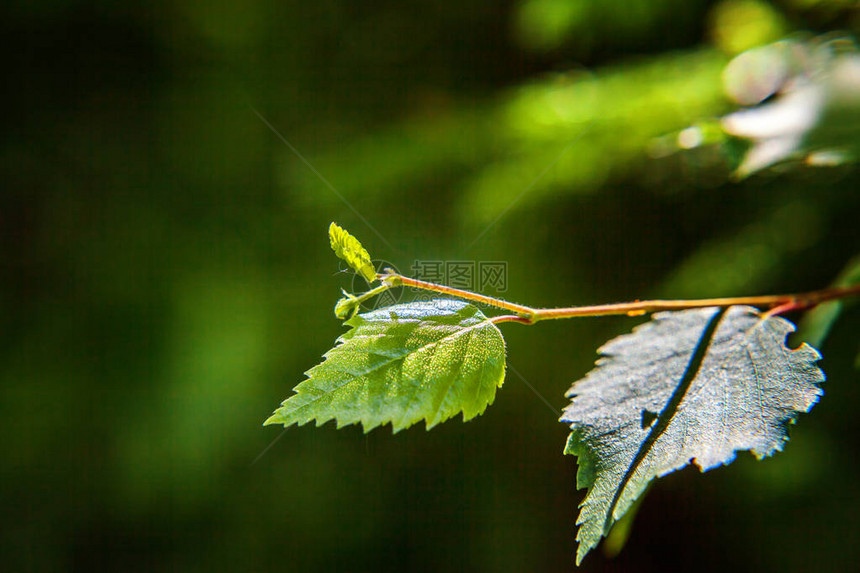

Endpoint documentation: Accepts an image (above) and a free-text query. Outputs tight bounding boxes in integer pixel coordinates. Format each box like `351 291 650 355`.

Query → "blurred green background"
2 0 859 571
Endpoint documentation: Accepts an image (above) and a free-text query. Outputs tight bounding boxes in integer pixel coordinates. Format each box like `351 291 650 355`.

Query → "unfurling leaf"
334 290 362 320
561 306 824 564
329 222 377 283
265 299 506 432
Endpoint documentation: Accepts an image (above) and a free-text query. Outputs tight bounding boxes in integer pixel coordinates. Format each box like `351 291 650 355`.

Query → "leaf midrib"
601 307 726 532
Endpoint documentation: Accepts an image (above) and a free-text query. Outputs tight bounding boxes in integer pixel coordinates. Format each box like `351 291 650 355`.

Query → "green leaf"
561 306 824 564
333 292 362 320
265 299 506 432
328 222 377 283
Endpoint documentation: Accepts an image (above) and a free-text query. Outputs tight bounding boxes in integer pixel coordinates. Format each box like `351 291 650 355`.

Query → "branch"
380 271 860 324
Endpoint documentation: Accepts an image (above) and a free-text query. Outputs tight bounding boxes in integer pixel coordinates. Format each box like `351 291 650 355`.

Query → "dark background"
2 1 859 571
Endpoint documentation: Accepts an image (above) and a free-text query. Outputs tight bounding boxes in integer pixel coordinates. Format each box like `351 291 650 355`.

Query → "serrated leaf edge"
265 301 506 432
329 222 377 283
560 306 825 564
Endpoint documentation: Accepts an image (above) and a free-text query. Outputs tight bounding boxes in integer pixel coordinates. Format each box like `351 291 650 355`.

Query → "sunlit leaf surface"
266 300 506 432
561 306 824 564
329 222 377 283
